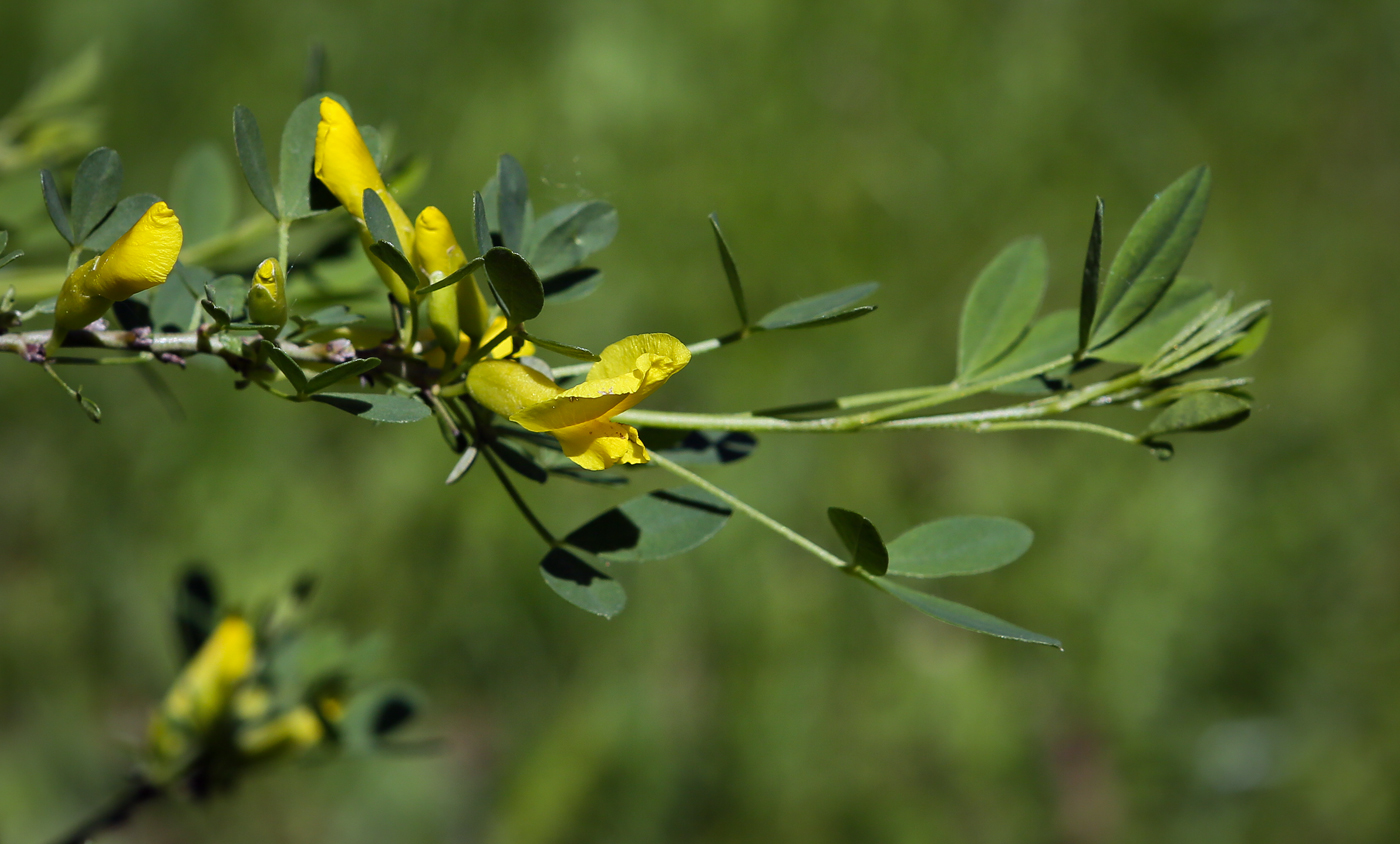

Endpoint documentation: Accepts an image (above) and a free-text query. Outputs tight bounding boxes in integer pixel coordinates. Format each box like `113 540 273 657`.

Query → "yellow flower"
422 317 536 369
235 704 325 761
414 206 467 356
146 615 255 767
53 201 182 333
313 96 415 304
468 333 690 470
246 257 287 340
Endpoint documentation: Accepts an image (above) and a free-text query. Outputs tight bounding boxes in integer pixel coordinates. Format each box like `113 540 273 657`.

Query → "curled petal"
551 418 649 470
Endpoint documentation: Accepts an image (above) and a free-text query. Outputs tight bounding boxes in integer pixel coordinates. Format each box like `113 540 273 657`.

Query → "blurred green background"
2 1 1397 841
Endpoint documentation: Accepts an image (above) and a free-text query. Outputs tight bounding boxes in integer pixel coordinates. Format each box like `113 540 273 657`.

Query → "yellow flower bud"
53 201 182 333
235 705 325 761
480 315 535 359
313 97 415 304
246 257 287 340
413 207 463 356
468 333 690 470
146 615 255 768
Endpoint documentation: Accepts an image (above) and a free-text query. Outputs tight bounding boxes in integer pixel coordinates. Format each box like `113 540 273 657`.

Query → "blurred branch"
47 777 161 844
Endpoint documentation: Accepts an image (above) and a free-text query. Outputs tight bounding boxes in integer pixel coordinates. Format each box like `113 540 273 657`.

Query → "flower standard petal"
53 201 183 332
314 97 415 303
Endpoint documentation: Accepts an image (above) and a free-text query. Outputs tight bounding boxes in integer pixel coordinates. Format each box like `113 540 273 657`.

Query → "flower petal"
467 360 562 420
313 97 386 219
85 201 183 301
413 206 467 279
551 418 649 470
511 370 642 431
588 333 691 382
481 315 536 359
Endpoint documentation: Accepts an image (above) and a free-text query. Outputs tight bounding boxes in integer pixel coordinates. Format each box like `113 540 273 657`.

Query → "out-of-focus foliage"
0 2 1396 843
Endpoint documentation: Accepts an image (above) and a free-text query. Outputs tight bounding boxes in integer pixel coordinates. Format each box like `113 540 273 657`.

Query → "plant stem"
647 452 849 570
46 777 160 844
479 444 558 547
1 330 352 363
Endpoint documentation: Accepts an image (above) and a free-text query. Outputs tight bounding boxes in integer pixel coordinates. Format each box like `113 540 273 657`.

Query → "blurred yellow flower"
313 96 415 304
146 615 255 767
53 201 182 333
468 333 690 470
236 704 325 761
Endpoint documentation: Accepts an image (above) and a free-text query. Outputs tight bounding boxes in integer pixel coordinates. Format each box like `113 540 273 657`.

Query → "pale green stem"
647 452 849 570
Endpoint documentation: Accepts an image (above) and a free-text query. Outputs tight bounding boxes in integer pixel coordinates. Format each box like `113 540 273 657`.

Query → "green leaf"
311 392 432 423
420 259 481 295
1089 166 1211 349
958 236 1047 379
540 547 626 618
84 194 159 252
207 274 247 317
170 142 235 247
280 92 348 219
70 147 122 243
1078 197 1104 357
472 191 492 256
827 507 888 576
368 241 420 299
871 577 1061 648
306 357 380 394
523 333 598 361
635 428 757 465
361 188 401 251
175 566 219 660
232 106 278 217
1213 313 1271 364
1140 391 1251 440
886 516 1033 578
1093 275 1215 364
489 439 548 484
40 169 73 244
526 201 618 278
972 309 1077 384
262 342 308 394
756 282 879 331
369 692 417 738
445 446 478 485
542 268 604 303
0 248 22 272
483 247 544 322
288 304 365 338
496 154 529 252
567 486 732 563
708 214 749 326
200 297 232 326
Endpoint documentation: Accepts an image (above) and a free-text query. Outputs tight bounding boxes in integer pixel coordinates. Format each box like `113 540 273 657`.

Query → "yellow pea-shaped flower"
413 206 467 357
235 704 325 762
146 615 255 769
468 333 690 470
313 97 415 304
246 257 287 341
53 201 182 335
